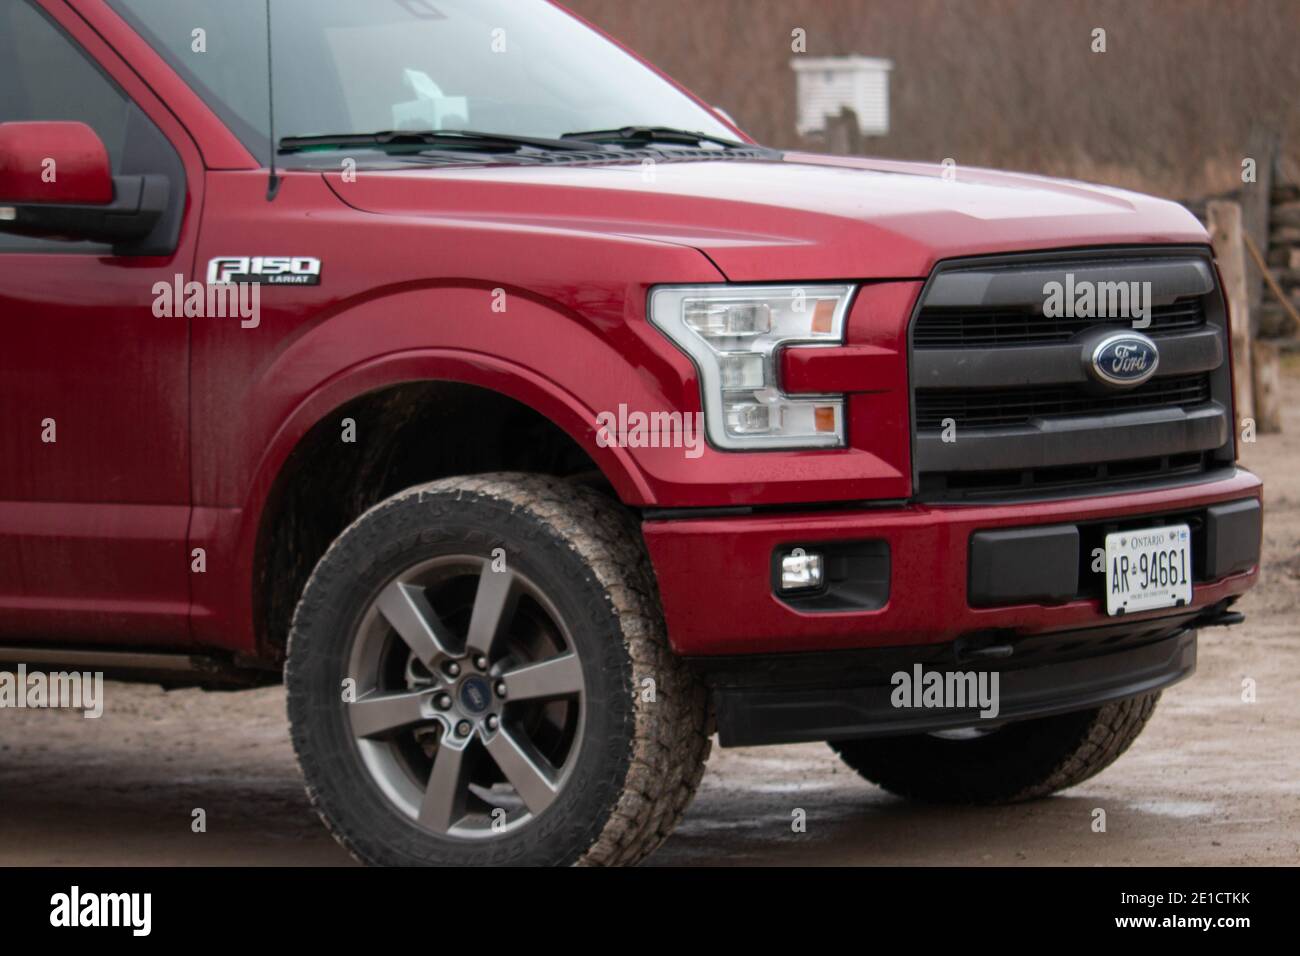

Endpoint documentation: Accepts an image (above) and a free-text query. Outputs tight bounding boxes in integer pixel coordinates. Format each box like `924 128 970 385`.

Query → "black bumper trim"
965 496 1260 606
710 624 1201 748
969 524 1079 605
1204 498 1262 579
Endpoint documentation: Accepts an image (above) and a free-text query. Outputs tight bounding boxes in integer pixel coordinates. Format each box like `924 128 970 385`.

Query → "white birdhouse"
790 56 893 137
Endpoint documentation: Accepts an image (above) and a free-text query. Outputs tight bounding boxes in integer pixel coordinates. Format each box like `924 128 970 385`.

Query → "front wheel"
286 473 711 866
829 693 1160 804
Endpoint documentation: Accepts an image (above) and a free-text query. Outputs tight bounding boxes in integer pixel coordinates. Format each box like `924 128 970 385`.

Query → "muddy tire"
286 473 711 866
829 693 1160 804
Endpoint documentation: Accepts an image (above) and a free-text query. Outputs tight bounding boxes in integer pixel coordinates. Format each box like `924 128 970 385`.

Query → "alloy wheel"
345 555 586 838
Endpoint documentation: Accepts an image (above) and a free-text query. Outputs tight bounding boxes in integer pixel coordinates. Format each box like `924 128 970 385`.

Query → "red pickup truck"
0 0 1262 866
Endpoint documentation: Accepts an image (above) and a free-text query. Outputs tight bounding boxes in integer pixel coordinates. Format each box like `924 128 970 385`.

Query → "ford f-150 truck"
0 0 1262 866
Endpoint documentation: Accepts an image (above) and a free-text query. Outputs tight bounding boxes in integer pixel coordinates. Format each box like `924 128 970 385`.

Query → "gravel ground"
2 373 1298 867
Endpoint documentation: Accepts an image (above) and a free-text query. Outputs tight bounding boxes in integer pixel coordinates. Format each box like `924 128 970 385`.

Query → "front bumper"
642 468 1262 657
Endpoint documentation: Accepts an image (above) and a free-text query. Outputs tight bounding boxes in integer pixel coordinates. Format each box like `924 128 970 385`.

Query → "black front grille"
916 374 1212 430
913 298 1205 348
909 249 1235 501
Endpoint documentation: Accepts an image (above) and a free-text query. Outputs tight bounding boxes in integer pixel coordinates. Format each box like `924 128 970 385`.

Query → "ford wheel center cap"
1087 331 1160 387
459 676 492 715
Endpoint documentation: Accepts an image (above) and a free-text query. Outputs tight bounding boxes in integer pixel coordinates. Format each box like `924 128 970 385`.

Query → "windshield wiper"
559 126 746 148
278 129 605 154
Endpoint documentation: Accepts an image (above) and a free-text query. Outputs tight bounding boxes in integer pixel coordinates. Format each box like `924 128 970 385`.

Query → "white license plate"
1105 523 1193 615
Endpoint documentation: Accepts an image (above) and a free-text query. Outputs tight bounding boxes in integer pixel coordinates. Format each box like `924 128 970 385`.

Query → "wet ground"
3 374 1298 867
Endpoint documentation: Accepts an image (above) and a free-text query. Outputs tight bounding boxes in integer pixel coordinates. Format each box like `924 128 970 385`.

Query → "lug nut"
443 661 461 678
486 715 499 731
435 693 453 711
455 720 472 737
495 681 507 698
473 655 488 671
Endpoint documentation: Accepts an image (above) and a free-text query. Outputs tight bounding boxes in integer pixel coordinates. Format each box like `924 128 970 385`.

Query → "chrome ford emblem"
1088 332 1159 387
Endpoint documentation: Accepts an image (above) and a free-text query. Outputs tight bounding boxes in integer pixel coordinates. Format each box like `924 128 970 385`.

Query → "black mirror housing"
0 174 168 246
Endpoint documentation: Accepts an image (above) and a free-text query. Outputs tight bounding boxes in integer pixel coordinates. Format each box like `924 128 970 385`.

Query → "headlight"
648 285 853 449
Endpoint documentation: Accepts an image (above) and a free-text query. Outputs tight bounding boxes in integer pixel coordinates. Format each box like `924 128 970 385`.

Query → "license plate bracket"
1104 523 1193 615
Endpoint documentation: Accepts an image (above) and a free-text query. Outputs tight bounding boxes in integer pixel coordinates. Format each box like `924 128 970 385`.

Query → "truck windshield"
107 0 737 165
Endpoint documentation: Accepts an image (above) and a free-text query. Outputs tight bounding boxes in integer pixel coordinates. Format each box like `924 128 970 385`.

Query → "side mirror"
0 121 167 244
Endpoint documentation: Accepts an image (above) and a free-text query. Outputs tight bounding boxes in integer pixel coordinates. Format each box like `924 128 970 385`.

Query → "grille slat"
916 374 1212 430
918 453 1212 502
914 299 1205 348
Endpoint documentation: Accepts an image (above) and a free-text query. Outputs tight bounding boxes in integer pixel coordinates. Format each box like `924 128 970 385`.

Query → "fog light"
780 548 824 590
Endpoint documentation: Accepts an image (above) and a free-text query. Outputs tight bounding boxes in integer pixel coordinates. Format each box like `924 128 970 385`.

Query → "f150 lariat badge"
207 256 322 286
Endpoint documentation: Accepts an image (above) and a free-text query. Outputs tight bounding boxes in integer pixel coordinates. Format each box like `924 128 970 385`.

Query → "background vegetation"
565 0 1300 200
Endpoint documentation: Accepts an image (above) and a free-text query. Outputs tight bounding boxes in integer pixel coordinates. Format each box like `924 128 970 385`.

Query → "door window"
0 0 181 253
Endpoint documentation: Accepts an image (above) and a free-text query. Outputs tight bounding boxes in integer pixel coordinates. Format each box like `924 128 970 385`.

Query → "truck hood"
325 152 1208 281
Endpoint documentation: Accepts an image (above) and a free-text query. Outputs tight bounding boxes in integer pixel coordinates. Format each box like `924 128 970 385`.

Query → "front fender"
189 278 701 655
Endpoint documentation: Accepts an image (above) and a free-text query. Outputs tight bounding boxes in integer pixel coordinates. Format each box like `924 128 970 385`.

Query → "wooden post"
1241 127 1277 333
824 106 861 156
1207 200 1255 433
1242 231 1289 433
1252 341 1283 433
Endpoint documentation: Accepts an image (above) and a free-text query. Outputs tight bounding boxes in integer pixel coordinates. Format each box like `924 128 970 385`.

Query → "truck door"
0 0 201 647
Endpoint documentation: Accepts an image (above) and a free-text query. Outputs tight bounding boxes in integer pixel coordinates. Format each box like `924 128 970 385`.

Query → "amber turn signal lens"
811 298 836 334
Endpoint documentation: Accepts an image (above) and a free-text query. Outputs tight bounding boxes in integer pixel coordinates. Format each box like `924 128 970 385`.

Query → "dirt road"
3 375 1298 867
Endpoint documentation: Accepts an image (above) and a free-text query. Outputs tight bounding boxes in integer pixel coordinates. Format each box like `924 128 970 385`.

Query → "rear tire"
286 473 711 866
829 693 1160 804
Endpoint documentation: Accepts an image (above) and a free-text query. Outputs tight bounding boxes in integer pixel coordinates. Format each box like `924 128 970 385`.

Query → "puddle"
748 782 841 795
1126 799 1219 819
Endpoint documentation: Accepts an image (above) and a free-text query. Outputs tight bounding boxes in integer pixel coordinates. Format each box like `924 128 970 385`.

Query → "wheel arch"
208 353 655 663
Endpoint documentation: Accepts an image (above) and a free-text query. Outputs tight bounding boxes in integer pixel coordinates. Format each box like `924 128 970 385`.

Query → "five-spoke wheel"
348 557 585 836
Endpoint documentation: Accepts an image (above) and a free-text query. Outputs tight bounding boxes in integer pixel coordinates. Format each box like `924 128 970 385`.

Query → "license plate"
1104 523 1193 615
